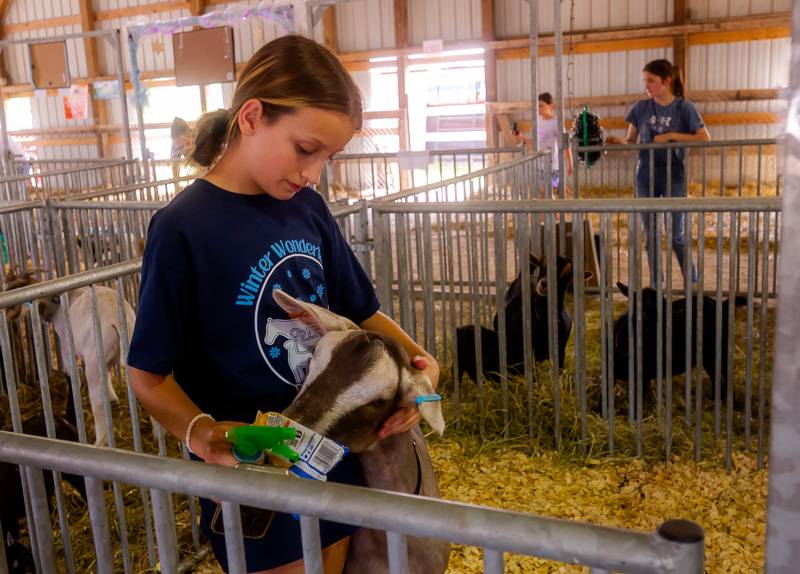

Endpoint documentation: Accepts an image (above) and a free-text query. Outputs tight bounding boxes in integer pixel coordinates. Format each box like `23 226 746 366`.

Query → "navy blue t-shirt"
625 97 704 181
128 179 380 422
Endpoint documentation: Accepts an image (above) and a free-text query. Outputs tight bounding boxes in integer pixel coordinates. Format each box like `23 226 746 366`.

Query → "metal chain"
565 0 576 116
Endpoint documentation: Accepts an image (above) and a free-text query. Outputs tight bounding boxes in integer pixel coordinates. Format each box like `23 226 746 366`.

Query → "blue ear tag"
415 393 442 406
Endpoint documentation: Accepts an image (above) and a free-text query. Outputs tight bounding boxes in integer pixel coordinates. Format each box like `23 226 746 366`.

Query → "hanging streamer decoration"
572 105 604 167
126 2 296 107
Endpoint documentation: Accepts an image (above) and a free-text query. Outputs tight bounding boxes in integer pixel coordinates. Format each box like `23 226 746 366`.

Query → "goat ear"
584 271 593 282
617 282 629 297
529 253 543 268
272 289 358 336
399 371 445 436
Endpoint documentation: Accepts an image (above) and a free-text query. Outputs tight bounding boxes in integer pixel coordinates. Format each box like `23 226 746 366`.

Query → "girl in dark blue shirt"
607 59 711 287
127 35 440 574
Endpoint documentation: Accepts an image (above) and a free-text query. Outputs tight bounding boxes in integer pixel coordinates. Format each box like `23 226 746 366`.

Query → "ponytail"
190 109 229 168
643 59 685 98
670 65 685 98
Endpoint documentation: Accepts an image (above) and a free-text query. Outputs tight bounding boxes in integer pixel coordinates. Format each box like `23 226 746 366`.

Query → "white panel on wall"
497 46 673 104
336 0 394 52
408 0 481 45
689 0 789 18
495 0 673 39
688 38 790 92
6 0 77 25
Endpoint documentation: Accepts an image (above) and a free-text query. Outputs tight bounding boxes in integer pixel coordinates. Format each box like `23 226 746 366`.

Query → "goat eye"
371 398 387 408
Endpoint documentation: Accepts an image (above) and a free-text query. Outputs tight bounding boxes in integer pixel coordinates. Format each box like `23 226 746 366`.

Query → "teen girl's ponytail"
670 65 685 98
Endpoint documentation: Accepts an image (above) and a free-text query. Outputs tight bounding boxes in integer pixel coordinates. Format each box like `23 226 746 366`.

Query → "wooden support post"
496 114 515 148
0 0 10 86
322 6 338 53
674 0 688 82
79 0 110 158
482 0 498 151
186 0 205 16
394 0 410 187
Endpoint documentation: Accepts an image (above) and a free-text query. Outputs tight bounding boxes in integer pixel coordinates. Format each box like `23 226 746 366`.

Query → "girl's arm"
653 126 711 143
360 311 440 438
129 367 243 466
605 124 639 145
515 132 533 152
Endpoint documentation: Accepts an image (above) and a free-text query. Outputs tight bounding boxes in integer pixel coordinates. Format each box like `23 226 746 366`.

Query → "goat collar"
411 438 423 496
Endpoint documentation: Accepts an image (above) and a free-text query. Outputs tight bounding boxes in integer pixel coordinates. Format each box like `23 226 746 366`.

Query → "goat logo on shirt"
648 115 672 134
250 252 328 388
264 319 319 386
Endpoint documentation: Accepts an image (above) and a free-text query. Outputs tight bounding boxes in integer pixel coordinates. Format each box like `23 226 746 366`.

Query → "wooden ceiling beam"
514 111 779 132
488 88 781 113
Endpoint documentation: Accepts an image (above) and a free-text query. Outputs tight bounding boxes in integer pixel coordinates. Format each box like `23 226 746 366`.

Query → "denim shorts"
195 454 364 572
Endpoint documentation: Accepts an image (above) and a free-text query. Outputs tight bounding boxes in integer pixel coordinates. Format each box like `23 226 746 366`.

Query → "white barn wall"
495 0 674 39
408 0 482 45
688 0 791 19
496 47 672 103
0 0 789 161
335 0 395 52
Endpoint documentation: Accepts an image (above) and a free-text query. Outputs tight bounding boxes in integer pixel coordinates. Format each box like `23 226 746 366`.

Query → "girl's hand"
191 418 246 467
378 355 440 439
604 135 625 145
653 133 672 143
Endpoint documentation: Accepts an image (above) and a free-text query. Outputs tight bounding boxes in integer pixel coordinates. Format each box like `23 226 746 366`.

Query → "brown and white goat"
273 290 450 574
40 285 136 446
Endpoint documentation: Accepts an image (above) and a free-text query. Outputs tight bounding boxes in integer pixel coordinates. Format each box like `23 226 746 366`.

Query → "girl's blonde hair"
191 35 363 167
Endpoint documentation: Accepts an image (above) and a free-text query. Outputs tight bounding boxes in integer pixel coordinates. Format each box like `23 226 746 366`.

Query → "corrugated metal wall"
497 48 673 102
336 0 395 52
495 0 674 38
5 1 85 80
688 0 791 19
408 0 482 44
0 0 790 160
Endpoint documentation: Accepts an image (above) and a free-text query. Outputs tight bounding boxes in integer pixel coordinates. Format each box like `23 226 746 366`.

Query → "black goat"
455 254 590 383
1 376 86 574
455 325 503 384
4 536 34 574
612 282 746 416
495 254 591 369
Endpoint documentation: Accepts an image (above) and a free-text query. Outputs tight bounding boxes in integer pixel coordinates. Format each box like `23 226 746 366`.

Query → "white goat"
40 285 136 446
274 290 450 574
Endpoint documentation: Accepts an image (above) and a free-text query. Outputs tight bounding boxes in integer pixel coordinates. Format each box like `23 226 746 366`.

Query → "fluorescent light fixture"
369 56 398 63
408 47 485 60
442 47 485 57
369 66 398 74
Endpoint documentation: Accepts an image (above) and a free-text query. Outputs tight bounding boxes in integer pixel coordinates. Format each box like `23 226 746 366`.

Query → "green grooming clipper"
225 425 300 464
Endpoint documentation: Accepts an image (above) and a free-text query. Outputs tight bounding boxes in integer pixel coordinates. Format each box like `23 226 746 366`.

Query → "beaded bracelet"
185 413 215 455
